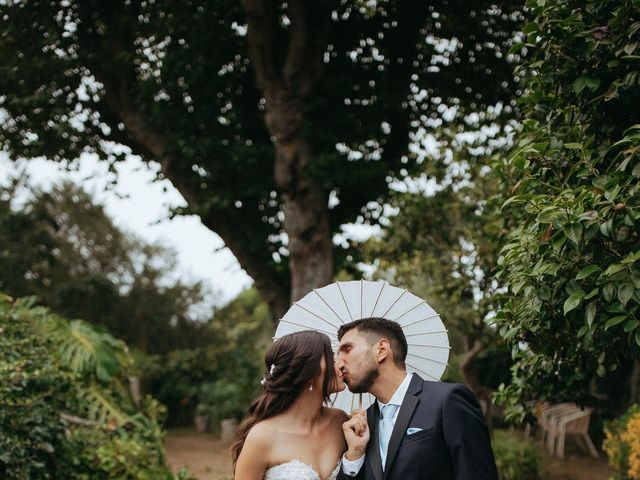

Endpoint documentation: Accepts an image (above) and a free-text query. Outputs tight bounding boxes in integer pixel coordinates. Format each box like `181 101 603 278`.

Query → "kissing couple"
231 317 498 480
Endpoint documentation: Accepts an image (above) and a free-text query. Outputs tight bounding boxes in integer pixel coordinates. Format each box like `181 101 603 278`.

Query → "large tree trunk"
274 133 333 303
242 0 335 304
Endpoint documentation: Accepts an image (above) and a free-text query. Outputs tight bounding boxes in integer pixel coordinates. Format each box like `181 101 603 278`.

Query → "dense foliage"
149 288 272 427
494 0 640 419
491 430 544 480
362 179 513 414
0 293 189 479
0 180 211 355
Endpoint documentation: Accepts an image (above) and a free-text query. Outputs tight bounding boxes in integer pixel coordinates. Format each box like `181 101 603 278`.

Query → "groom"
335 317 497 480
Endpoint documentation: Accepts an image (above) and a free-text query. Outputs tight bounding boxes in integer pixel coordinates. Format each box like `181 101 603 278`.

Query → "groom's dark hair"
338 317 408 368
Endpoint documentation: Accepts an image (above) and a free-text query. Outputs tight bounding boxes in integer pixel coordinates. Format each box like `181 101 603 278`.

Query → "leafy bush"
492 430 546 480
0 294 191 479
197 380 247 430
604 404 640 479
0 294 71 478
494 0 640 419
150 288 272 428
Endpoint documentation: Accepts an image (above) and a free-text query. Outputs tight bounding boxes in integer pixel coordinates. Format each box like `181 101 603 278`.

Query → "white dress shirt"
342 372 413 476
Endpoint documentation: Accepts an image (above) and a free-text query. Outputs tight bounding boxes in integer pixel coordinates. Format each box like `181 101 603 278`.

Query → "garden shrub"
492 429 546 480
0 294 193 479
604 404 640 479
495 0 640 420
0 294 71 478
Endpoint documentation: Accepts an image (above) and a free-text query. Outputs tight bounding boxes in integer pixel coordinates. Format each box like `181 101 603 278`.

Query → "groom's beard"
346 366 379 393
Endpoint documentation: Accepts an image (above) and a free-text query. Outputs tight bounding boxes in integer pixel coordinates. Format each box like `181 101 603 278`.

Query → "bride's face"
315 355 346 394
331 355 346 393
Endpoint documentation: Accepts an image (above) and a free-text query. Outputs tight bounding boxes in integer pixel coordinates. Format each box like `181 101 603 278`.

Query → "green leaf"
537 207 564 224
600 218 613 237
585 302 597 327
603 283 615 301
539 263 560 276
585 77 601 90
563 290 585 315
604 315 628 330
618 283 635 305
604 185 621 201
564 142 582 149
608 303 626 314
576 265 601 280
624 41 638 55
623 319 640 332
621 251 640 264
504 326 519 340
511 280 526 295
564 223 583 245
604 263 626 276
573 76 588 94
501 195 527 209
552 233 566 250
584 288 599 300
636 330 640 347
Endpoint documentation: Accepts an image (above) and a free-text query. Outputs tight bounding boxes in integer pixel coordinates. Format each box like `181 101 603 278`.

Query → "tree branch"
60 412 99 427
284 0 334 98
378 2 430 169
240 0 283 94
75 4 290 318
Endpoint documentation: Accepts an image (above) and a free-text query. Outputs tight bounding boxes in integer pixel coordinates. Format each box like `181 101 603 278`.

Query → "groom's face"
336 328 379 394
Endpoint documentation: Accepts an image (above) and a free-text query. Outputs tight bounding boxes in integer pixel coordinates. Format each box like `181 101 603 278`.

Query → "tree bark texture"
241 0 335 303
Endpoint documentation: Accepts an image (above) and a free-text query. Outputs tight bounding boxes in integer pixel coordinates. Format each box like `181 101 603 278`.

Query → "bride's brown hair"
230 330 337 465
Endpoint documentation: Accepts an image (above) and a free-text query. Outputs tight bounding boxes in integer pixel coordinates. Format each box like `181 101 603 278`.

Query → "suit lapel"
383 374 423 478
366 403 384 480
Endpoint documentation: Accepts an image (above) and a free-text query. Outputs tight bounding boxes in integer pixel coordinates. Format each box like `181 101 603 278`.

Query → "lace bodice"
264 459 340 480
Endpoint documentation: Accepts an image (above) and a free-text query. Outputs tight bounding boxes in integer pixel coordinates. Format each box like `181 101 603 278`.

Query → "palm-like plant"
34 304 138 425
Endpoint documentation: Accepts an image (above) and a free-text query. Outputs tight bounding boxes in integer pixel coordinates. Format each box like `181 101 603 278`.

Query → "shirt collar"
377 372 413 410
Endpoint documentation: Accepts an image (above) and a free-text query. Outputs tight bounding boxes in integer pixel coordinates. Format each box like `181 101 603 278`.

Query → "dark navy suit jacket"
338 375 498 480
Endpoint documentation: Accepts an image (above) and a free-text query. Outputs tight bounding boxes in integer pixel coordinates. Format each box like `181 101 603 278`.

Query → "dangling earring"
309 384 313 392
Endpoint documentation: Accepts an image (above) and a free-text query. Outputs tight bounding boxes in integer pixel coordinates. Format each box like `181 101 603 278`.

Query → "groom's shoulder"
418 379 473 400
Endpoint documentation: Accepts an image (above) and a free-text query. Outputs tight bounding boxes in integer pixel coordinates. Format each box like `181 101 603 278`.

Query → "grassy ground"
164 430 233 480
164 430 614 480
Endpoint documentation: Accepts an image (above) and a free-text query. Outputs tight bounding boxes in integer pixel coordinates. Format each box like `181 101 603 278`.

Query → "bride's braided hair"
230 330 337 466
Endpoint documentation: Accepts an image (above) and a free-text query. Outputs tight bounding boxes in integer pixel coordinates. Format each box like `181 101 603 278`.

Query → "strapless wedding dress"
264 459 340 480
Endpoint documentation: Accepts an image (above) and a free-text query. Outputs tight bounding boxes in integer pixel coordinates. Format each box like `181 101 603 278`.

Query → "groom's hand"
342 410 369 461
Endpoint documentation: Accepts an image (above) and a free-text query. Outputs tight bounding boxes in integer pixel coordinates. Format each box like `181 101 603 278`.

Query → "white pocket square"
406 427 423 435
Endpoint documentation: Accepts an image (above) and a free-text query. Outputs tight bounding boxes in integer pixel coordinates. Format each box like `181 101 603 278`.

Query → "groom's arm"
442 384 498 480
339 453 365 479
338 410 369 479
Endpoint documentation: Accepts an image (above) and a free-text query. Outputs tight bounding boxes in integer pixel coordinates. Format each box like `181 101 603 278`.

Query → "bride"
231 330 367 480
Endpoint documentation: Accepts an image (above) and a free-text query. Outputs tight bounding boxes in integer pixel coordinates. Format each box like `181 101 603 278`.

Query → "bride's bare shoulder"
246 419 278 446
324 406 349 423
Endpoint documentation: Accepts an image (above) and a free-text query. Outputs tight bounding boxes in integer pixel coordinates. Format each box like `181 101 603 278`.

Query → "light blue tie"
379 404 399 468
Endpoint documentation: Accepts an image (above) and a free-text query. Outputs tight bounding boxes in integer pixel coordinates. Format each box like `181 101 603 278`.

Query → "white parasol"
273 280 450 413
